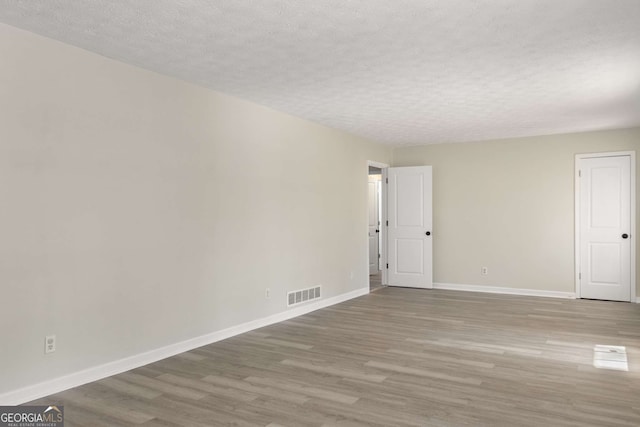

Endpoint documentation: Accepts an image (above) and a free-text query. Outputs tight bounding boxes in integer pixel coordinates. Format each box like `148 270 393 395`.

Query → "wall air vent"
287 286 321 307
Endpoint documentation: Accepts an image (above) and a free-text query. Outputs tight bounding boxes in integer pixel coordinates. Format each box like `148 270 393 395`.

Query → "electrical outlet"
481 267 488 275
45 335 56 354
265 288 271 299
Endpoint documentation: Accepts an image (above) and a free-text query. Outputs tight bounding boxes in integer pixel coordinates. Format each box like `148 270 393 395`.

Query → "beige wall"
393 128 639 296
0 24 391 395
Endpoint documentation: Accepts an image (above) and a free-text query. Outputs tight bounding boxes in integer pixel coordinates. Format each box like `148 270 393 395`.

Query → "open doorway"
367 162 433 291
368 164 384 291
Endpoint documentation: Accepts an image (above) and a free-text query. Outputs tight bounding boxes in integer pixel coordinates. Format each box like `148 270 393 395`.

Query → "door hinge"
386 177 388 184
386 263 389 269
386 220 388 226
578 170 581 177
579 272 581 280
378 254 381 259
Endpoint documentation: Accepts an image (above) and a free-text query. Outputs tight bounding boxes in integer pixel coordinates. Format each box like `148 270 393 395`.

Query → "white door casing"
387 166 433 288
378 180 383 271
368 177 380 275
577 154 633 302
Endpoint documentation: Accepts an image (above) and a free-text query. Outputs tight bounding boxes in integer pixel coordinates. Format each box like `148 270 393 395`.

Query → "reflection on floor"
369 271 383 292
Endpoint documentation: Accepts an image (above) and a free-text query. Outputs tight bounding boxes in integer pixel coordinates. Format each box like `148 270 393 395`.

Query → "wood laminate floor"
29 288 640 426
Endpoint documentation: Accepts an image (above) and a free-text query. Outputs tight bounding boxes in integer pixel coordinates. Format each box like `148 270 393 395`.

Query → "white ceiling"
1 0 639 146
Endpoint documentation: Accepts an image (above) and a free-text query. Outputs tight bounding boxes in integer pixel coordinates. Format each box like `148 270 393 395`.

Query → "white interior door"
578 155 632 302
368 178 380 275
387 166 433 288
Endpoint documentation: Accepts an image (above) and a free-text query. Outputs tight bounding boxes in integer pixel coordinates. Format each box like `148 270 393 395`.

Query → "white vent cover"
593 345 628 371
287 286 321 307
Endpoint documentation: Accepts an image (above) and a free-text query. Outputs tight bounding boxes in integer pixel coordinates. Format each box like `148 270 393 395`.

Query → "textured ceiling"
1 0 639 146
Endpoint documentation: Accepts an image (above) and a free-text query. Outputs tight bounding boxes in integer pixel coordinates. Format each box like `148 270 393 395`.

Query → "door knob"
622 233 629 239
425 231 431 236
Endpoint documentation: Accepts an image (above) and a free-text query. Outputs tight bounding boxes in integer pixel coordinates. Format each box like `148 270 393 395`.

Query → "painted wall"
0 23 391 396
393 128 639 296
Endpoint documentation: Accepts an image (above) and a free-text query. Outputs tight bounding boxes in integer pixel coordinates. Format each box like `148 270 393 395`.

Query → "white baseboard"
0 286 369 405
433 282 576 299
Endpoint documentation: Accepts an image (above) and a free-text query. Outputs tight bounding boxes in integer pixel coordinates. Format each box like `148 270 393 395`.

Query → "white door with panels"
368 177 380 275
387 166 433 288
578 155 632 302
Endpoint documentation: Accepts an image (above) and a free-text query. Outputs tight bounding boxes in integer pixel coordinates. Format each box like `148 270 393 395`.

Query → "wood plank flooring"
29 288 640 426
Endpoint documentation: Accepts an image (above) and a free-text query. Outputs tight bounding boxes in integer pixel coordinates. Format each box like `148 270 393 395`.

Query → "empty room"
1 1 639 426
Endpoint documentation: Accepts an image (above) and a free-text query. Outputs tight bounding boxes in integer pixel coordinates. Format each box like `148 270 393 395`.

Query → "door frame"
574 151 636 302
367 174 381 275
368 160 389 287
